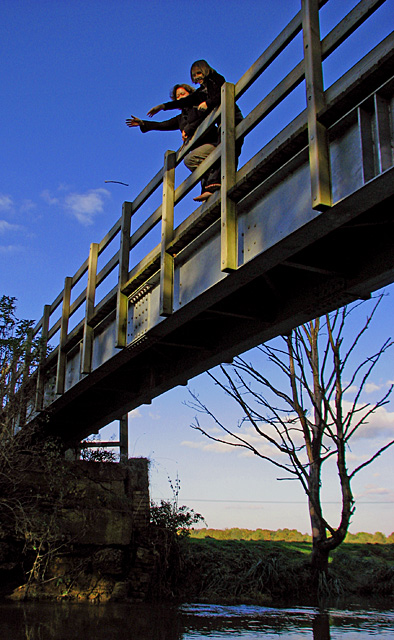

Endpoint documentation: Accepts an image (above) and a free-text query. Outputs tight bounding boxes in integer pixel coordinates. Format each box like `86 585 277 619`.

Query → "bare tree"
188 296 394 586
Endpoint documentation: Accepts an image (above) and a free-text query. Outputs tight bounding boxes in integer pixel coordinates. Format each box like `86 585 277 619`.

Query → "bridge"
2 0 394 449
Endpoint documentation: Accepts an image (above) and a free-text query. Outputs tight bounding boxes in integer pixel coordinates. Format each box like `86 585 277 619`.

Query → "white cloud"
40 186 111 226
20 199 37 213
182 429 282 459
355 484 394 500
0 194 13 211
41 189 59 206
345 381 389 395
344 385 358 395
0 244 23 254
0 220 23 235
364 382 384 394
64 188 110 226
343 401 394 441
128 408 142 420
148 411 161 420
181 439 235 454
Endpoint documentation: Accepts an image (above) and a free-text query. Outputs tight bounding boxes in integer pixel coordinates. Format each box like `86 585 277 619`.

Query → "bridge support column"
119 413 129 461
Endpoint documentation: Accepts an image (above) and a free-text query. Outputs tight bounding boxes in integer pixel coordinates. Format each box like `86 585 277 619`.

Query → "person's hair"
190 60 214 82
170 83 194 101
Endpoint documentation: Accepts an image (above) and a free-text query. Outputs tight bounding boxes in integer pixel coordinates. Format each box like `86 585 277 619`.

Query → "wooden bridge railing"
2 0 390 430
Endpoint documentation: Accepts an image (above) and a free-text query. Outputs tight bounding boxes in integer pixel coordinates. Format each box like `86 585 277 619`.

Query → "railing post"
81 242 99 374
19 328 33 426
160 150 176 317
8 356 18 434
119 413 129 461
55 276 72 395
116 201 133 348
374 93 392 173
220 82 238 272
35 304 51 411
302 0 332 210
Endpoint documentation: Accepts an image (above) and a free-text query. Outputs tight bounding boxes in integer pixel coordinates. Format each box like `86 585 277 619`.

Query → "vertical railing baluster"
35 304 51 411
19 328 33 426
81 243 99 374
8 356 18 434
119 413 129 461
302 0 331 210
55 276 72 395
116 201 133 348
374 93 392 173
220 82 237 272
160 150 176 317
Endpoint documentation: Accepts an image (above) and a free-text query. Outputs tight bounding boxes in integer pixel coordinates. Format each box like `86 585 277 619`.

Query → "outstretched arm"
148 89 203 116
126 114 180 133
125 115 144 127
147 104 165 117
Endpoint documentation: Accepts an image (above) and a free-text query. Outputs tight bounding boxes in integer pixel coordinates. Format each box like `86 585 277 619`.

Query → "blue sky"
2 0 394 535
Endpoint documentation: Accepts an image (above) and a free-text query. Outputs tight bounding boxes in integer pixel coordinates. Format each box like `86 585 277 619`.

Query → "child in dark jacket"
126 83 217 148
127 83 218 197
148 60 243 201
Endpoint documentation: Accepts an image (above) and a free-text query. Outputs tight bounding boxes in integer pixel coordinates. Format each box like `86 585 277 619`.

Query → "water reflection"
0 601 393 639
0 603 182 640
313 612 330 639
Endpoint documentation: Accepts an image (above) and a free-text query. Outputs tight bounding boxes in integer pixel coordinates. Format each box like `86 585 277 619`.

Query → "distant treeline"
190 528 394 544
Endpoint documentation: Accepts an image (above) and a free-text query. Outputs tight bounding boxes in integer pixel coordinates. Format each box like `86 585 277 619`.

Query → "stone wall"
2 458 163 603
57 458 150 544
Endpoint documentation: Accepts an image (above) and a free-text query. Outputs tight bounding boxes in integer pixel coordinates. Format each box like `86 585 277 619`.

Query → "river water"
0 600 393 639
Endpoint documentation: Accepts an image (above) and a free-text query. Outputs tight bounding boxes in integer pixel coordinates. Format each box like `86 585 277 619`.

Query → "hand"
126 115 143 128
197 101 208 111
147 104 164 117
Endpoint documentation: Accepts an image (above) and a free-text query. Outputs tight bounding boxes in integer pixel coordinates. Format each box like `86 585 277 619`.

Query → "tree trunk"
308 457 329 591
311 543 329 587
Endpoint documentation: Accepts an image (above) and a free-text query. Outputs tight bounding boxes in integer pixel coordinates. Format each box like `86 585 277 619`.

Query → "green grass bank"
169 537 394 604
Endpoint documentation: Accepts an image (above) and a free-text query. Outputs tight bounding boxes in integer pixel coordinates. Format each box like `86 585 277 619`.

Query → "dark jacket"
139 106 218 147
162 70 243 127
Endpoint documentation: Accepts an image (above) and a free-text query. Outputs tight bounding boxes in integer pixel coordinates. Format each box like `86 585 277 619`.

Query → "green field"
190 527 394 544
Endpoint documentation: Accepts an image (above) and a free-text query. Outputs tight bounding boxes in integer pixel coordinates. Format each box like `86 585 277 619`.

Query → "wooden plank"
235 0 330 99
81 243 99 374
35 304 51 411
374 93 393 172
322 0 386 60
132 167 164 212
55 276 72 395
237 0 385 143
98 218 122 253
116 202 132 347
160 150 176 316
220 83 237 273
302 0 332 210
358 106 376 182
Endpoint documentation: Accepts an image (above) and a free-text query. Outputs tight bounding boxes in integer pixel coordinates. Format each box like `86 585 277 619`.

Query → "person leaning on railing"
126 83 218 201
147 59 244 201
